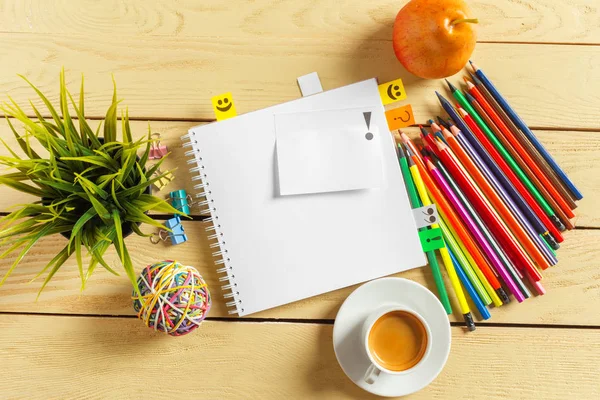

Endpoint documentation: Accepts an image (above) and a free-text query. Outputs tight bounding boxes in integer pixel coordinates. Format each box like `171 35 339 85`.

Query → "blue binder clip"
150 215 187 245
169 189 191 215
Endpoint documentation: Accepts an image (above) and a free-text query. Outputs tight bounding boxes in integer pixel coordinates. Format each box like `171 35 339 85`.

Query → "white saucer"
333 277 451 397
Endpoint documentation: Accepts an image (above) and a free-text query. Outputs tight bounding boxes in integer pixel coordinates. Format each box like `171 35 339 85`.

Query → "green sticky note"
419 227 444 252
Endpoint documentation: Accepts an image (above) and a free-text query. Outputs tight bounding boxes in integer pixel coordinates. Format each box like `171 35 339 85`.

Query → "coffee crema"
367 310 428 372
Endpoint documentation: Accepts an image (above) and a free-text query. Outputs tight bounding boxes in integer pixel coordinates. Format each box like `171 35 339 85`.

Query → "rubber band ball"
132 260 211 336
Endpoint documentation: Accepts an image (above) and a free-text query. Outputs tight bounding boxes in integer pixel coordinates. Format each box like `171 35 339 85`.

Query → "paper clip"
169 189 191 215
152 167 175 191
150 215 188 245
149 133 168 160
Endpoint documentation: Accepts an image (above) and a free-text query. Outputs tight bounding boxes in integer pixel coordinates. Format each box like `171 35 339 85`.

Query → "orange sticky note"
385 104 415 130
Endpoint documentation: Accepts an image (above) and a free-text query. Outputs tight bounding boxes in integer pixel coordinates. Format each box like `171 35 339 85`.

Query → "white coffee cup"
362 305 432 384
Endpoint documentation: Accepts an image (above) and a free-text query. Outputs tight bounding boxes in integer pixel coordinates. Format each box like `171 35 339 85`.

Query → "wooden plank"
1 35 599 128
1 314 599 399
0 221 599 325
1 122 597 226
1 0 599 44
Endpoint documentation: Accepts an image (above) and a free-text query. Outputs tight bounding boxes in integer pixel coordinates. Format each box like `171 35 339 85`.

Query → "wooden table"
1 1 599 398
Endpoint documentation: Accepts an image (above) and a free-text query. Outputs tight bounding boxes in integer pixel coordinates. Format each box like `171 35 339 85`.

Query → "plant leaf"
19 74 65 136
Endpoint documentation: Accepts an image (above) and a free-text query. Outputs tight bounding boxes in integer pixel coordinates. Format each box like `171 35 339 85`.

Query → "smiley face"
378 78 407 105
386 84 402 101
211 92 237 121
215 97 232 112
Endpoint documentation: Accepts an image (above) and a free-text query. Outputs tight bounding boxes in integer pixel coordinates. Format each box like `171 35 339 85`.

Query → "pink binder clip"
149 133 168 160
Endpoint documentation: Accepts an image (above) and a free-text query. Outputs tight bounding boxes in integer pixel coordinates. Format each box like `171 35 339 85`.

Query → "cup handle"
363 363 382 384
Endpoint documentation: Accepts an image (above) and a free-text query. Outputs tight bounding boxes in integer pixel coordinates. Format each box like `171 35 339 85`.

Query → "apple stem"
450 18 479 26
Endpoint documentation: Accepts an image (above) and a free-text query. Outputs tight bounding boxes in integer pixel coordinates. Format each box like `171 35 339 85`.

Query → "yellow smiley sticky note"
385 104 415 130
211 92 237 121
378 78 407 105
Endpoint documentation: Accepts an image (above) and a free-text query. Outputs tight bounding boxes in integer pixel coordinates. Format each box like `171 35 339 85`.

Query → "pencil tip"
397 142 405 158
450 125 460 136
419 125 429 136
464 313 476 331
445 79 457 92
430 122 442 133
425 157 435 169
441 127 452 139
457 107 468 117
465 91 476 102
470 61 479 72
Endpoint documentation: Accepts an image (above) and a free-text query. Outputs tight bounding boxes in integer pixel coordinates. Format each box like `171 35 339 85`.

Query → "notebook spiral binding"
181 131 243 315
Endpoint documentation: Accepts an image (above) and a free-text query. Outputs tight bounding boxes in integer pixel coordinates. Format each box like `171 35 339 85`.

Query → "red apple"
392 0 478 79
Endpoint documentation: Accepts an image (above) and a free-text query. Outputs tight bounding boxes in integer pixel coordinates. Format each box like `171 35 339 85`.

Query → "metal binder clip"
150 215 188 245
169 189 191 215
151 167 175 191
149 133 168 160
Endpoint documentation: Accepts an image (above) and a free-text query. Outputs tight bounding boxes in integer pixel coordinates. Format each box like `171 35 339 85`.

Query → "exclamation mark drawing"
364 112 373 140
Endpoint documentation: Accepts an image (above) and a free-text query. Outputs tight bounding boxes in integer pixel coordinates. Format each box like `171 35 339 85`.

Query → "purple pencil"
449 125 558 266
426 158 525 302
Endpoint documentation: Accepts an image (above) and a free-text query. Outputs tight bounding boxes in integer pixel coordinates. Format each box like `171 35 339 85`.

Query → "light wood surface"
1 39 599 128
1 0 599 399
0 222 598 326
1 0 598 44
1 315 599 399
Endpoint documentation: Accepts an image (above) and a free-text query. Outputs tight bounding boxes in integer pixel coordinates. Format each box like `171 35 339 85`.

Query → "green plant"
0 70 182 295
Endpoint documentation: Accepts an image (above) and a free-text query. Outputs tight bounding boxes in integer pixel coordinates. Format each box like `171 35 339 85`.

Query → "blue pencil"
470 61 583 200
448 246 491 320
435 92 560 250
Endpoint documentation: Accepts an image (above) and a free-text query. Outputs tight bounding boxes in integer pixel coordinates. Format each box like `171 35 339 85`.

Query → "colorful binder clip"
152 167 175 191
149 133 168 160
170 189 191 215
150 215 188 245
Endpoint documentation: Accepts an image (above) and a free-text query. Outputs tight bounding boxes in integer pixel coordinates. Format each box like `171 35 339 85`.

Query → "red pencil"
439 126 551 270
433 139 543 281
457 107 564 242
465 80 575 218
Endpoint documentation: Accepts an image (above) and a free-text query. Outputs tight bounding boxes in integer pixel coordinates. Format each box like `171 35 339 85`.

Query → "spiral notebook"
182 79 426 316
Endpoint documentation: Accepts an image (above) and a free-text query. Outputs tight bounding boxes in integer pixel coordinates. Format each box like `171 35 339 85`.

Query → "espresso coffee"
367 310 428 372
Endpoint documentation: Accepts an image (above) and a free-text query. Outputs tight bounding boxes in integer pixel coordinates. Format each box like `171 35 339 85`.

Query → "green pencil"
397 143 452 314
446 80 564 231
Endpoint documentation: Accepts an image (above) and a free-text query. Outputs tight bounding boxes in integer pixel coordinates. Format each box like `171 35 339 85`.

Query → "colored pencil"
435 117 450 130
433 155 528 302
439 211 510 305
409 147 525 302
445 81 566 232
433 140 543 282
447 245 491 320
435 92 563 246
470 73 579 207
397 143 452 314
466 91 575 230
465 79 576 214
470 61 583 200
406 151 475 330
427 155 530 299
420 131 508 289
448 125 558 265
455 105 566 239
437 125 552 269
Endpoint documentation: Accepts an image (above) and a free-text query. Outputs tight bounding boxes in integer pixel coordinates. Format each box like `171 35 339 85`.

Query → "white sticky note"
297 72 323 97
275 108 384 196
412 204 439 228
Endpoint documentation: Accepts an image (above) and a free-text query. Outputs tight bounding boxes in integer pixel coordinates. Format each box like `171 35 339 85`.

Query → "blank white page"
275 108 384 196
188 79 426 316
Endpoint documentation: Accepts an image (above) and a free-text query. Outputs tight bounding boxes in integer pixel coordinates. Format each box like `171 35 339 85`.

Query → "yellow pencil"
442 217 501 307
409 160 475 330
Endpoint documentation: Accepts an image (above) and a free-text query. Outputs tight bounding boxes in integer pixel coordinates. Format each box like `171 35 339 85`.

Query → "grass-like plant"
0 70 182 295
